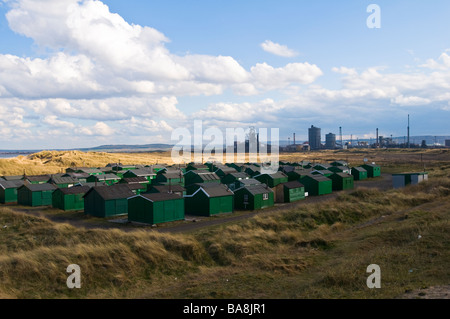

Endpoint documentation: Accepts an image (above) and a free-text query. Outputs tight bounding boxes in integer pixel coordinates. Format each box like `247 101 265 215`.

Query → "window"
263 193 269 200
243 194 249 203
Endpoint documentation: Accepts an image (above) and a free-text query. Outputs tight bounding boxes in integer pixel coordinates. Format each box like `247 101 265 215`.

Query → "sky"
1 0 450 149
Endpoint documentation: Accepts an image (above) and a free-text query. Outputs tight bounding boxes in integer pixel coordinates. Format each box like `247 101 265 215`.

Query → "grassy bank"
0 176 448 298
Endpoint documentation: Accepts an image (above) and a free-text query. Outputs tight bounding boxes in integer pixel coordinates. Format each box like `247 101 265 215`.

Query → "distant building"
446 140 450 147
325 133 336 149
308 125 321 150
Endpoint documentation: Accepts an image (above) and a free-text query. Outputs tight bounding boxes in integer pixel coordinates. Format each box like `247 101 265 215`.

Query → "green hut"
311 170 333 178
351 167 368 181
285 168 313 181
25 175 50 184
152 171 184 186
299 175 332 196
330 160 348 167
221 172 250 186
278 181 305 203
63 173 90 183
17 183 57 207
147 184 186 197
122 168 156 182
184 171 220 187
184 184 234 216
254 172 288 188
86 173 120 186
128 193 185 225
243 165 260 177
329 173 354 191
185 163 210 172
361 164 381 178
0 180 24 204
328 166 351 174
233 184 274 210
225 163 244 172
48 176 78 188
52 186 90 211
312 164 330 171
213 166 237 178
83 184 134 218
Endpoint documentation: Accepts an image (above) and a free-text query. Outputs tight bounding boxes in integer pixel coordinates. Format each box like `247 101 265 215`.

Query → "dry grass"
0 149 449 299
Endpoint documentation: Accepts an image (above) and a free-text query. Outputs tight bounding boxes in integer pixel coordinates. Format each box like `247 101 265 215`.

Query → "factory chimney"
407 114 410 148
376 128 379 148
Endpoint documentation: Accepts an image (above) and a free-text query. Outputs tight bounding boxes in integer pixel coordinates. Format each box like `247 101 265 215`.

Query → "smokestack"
293 133 296 145
376 128 379 148
339 127 343 149
407 114 410 148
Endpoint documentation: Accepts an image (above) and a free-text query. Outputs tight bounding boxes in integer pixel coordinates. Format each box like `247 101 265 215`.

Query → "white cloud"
260 40 298 57
251 62 323 90
42 115 76 128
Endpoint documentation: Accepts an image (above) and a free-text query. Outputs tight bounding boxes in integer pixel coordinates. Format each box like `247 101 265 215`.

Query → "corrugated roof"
139 192 183 202
301 175 330 182
3 175 23 181
121 177 148 184
0 180 24 189
239 184 273 195
49 176 78 184
57 186 90 195
197 184 233 197
92 173 120 181
225 172 249 179
162 172 184 179
352 167 367 172
26 175 50 182
20 183 57 192
127 183 147 190
282 181 305 189
64 172 90 179
150 185 186 193
86 184 134 200
73 182 107 188
240 178 261 186
333 172 353 178
197 172 220 181
127 169 155 177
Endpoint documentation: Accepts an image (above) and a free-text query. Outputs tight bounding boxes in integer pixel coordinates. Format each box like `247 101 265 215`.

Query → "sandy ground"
396 285 450 299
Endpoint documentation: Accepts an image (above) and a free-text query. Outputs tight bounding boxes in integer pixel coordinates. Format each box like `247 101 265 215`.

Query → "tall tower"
325 133 336 149
339 127 343 149
407 114 410 148
308 125 321 150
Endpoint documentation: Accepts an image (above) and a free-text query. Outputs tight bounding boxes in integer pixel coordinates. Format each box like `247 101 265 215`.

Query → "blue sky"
0 0 450 149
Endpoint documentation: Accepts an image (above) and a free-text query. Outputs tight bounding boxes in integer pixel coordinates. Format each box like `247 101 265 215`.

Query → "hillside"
0 176 448 298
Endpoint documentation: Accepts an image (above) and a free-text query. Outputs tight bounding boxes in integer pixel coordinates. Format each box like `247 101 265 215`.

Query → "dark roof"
85 184 135 200
26 175 50 182
64 172 90 179
311 169 333 175
362 164 380 168
91 173 120 181
127 183 148 190
244 165 260 172
78 168 103 174
120 177 148 184
73 182 107 188
161 172 184 179
195 184 233 197
215 166 237 173
197 172 220 181
138 192 183 202
20 183 57 192
187 163 209 169
352 167 367 172
3 175 23 181
0 180 24 189
49 176 78 184
333 172 353 178
331 160 348 165
56 186 91 195
150 185 186 193
239 178 261 186
301 175 330 182
255 171 288 179
282 181 305 189
127 169 155 177
238 184 273 195
224 172 249 179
